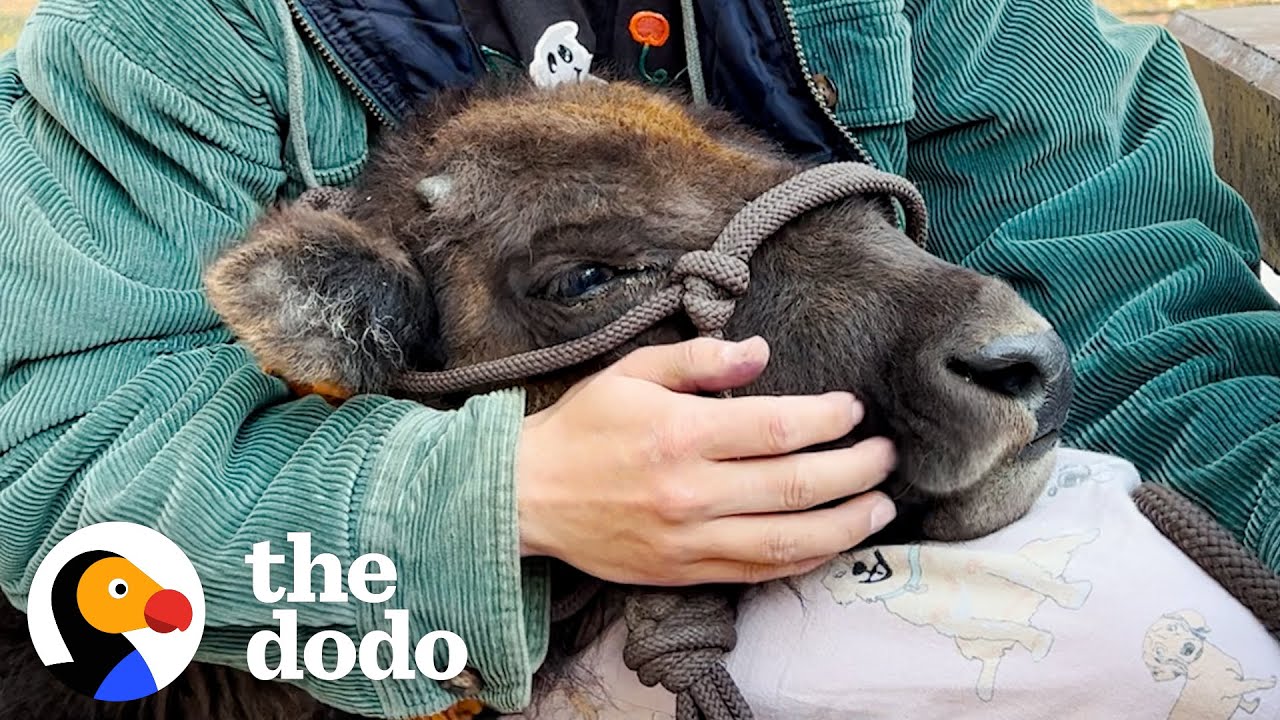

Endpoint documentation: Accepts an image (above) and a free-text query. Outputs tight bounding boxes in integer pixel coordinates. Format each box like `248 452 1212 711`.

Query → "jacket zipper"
285 0 394 127
775 0 876 168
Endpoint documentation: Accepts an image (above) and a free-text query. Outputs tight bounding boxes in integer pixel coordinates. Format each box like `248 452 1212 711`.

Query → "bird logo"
26 522 205 702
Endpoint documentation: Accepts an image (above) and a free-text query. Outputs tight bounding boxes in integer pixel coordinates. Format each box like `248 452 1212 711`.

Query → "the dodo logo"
26 522 205 702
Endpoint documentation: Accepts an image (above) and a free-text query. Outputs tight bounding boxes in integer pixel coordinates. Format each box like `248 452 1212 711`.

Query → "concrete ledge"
1169 6 1280 268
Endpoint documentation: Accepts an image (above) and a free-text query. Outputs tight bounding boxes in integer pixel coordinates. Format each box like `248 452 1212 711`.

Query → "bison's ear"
205 205 434 400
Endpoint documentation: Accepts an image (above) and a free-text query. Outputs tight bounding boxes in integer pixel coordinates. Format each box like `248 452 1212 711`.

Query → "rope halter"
372 162 929 399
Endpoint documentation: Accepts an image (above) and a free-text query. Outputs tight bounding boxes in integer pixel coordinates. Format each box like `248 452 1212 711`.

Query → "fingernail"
720 341 741 364
850 398 864 425
870 496 897 533
879 439 898 472
724 336 766 364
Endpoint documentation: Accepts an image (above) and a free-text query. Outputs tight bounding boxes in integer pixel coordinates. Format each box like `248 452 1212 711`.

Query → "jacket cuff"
355 388 550 716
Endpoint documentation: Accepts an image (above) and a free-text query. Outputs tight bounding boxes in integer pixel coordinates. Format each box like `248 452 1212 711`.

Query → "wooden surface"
1170 6 1280 269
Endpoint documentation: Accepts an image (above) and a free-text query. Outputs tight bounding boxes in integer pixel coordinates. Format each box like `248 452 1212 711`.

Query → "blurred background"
0 0 1268 53
1108 0 1262 23
2 0 33 52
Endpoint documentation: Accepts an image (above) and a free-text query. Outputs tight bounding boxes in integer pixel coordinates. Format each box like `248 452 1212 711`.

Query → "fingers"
606 337 864 460
533 334 904 589
693 391 863 460
605 336 770 393
705 437 896 516
693 491 897 568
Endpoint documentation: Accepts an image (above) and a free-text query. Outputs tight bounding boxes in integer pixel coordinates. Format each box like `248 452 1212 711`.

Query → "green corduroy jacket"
2 0 1277 716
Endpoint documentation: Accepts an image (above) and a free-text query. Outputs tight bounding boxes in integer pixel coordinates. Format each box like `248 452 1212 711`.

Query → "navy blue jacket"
293 0 850 161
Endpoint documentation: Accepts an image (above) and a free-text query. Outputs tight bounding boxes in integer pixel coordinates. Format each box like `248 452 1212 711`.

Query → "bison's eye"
1180 642 1196 656
544 264 617 301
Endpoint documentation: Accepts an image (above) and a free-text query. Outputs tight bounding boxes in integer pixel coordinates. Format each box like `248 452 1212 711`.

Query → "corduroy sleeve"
0 0 548 714
903 1 1280 570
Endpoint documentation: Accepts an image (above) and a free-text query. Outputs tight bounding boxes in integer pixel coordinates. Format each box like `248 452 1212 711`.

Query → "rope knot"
622 591 750 719
672 250 750 338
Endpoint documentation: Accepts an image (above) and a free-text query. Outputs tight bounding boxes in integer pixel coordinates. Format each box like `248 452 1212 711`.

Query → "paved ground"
1105 0 1263 24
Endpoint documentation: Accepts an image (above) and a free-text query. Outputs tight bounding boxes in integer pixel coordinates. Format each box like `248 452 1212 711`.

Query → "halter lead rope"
383 162 928 398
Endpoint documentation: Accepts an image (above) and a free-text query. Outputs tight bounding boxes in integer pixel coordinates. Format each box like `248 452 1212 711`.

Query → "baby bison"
0 79 1080 720
203 78 1078 718
208 79 1074 543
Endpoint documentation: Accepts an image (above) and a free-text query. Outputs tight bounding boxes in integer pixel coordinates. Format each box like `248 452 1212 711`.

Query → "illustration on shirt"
821 530 1098 701
1042 462 1110 498
1142 609 1276 720
529 21 604 87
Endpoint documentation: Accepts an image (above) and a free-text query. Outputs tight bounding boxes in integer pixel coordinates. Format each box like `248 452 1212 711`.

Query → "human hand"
516 336 897 586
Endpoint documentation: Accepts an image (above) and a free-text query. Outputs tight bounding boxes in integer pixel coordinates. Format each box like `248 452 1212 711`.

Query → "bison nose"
949 330 1075 436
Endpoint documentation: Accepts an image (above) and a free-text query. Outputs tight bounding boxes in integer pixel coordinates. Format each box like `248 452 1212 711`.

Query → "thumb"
603 336 770 393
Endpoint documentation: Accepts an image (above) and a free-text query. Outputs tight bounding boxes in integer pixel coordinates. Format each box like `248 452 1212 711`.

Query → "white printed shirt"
514 448 1280 720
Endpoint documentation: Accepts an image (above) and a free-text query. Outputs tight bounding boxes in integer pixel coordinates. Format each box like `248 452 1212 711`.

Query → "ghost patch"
529 21 604 87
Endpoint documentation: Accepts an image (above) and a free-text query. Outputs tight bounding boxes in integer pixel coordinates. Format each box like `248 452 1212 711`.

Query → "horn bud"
416 175 453 205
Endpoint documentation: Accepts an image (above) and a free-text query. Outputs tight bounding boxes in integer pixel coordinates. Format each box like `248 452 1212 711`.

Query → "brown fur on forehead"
400 89 763 202
435 82 765 170
345 79 791 266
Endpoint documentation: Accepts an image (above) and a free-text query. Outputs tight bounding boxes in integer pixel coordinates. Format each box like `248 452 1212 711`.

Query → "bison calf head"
206 80 1073 541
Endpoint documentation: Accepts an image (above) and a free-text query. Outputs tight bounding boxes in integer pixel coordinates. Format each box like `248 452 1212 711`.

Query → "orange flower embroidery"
629 11 671 47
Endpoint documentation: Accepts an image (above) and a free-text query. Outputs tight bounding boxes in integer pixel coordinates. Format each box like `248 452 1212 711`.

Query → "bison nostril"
947 358 1042 400
950 330 1075 436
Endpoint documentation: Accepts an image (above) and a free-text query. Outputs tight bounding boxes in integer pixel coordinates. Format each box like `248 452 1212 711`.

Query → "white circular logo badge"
26 522 205 702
